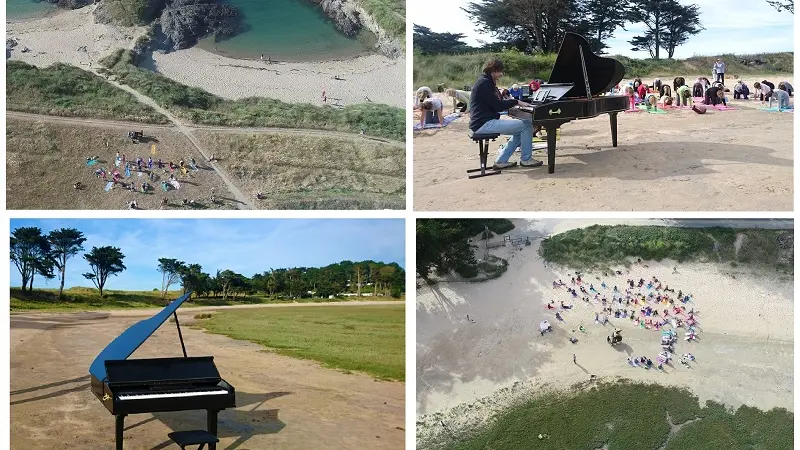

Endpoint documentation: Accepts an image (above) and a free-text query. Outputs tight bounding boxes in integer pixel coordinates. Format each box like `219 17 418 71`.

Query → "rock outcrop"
313 0 361 37
158 0 241 50
42 0 93 9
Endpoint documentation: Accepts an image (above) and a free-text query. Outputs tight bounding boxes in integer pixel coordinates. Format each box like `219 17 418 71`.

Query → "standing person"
713 59 726 84
573 353 577 364
469 58 541 169
260 53 264 63
322 89 327 104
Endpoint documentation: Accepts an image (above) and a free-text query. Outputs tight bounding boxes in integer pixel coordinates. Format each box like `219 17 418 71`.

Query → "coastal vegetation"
416 219 515 280
201 304 405 380
359 0 405 39
191 131 405 210
413 48 794 91
6 61 168 123
99 49 405 141
539 225 794 273
425 381 792 450
11 225 406 308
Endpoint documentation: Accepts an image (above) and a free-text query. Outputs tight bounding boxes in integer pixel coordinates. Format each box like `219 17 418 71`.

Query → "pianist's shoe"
520 158 544 167
492 161 518 170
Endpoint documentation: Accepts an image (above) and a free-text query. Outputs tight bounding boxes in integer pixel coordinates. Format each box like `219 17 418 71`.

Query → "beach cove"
6 1 404 107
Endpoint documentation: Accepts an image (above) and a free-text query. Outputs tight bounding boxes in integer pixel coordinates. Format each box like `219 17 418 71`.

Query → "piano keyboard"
118 389 228 400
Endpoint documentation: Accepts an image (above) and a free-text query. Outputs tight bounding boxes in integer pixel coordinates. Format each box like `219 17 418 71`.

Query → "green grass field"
539 225 793 274
200 305 405 381
10 287 403 312
430 381 792 450
6 61 168 124
413 49 793 91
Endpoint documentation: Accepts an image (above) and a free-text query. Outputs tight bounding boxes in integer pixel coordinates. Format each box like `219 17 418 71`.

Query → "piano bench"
466 132 502 179
168 430 219 450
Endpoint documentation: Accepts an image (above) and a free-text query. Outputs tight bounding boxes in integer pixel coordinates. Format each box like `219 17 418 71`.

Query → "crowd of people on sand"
543 262 701 373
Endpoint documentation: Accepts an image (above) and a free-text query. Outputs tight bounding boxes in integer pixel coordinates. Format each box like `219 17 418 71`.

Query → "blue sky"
10 219 406 291
411 0 794 58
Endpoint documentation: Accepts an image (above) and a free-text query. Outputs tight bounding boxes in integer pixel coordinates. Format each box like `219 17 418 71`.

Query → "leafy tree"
157 258 185 300
47 228 86 298
178 263 204 297
575 0 628 53
627 0 703 59
767 0 793 13
413 24 470 53
10 227 54 292
83 246 126 297
660 1 704 58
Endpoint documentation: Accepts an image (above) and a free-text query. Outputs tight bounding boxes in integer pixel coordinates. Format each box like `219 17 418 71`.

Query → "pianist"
469 58 543 169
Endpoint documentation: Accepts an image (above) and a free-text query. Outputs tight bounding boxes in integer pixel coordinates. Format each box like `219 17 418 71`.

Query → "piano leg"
116 414 126 450
610 112 619 147
207 409 219 450
546 126 558 174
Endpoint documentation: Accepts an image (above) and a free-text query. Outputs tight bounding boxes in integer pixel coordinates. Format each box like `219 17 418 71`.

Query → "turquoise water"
7 0 58 20
197 0 376 61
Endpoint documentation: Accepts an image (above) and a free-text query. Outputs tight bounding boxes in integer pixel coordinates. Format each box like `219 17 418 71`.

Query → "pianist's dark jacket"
469 73 520 132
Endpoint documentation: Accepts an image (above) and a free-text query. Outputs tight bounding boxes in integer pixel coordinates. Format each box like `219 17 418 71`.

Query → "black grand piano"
89 292 235 450
512 32 628 173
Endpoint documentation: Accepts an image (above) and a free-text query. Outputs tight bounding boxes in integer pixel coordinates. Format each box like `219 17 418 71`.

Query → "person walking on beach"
322 90 327 104
261 53 264 63
573 353 577 364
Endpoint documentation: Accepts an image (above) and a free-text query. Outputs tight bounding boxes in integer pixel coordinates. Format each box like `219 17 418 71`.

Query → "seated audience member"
509 83 522 99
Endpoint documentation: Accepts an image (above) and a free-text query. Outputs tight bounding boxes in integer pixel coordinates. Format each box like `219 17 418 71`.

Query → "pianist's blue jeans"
476 118 534 163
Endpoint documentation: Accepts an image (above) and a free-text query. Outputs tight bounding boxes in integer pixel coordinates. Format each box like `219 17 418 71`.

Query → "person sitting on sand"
420 98 444 128
547 301 556 310
555 312 564 322
778 81 793 96
469 58 540 170
445 88 470 113
560 301 573 309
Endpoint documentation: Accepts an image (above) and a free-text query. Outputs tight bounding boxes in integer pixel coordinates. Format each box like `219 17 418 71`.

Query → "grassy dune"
6 61 168 124
359 0 405 39
100 49 405 141
192 130 406 209
413 49 794 90
200 305 405 380
539 225 793 274
431 381 792 450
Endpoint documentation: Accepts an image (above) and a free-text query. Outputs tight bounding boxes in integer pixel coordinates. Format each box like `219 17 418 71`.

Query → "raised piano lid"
548 32 625 98
89 291 193 382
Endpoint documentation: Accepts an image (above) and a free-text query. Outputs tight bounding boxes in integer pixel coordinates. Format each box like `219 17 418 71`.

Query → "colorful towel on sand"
87 159 98 166
623 107 644 113
636 104 668 114
125 166 131 178
169 179 181 190
711 104 736 111
413 113 461 131
114 157 121 167
758 106 794 113
104 182 113 192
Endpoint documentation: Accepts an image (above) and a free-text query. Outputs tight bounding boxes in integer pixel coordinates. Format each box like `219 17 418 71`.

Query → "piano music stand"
467 132 502 179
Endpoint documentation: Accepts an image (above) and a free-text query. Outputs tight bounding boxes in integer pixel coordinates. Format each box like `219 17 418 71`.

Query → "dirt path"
11 307 405 449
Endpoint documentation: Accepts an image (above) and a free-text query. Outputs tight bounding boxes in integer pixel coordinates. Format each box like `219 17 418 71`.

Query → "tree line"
10 226 405 300
416 0 792 59
417 219 514 280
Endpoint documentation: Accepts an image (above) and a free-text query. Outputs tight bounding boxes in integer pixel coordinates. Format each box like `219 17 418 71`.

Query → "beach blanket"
169 179 181 190
114 157 121 168
758 106 794 113
711 104 736 111
104 182 113 192
623 107 644 113
413 113 461 131
151 144 157 155
87 159 98 166
636 104 667 114
125 166 131 178
137 171 143 178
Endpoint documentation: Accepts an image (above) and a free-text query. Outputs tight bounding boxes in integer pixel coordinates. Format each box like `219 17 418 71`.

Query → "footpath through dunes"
10 302 405 449
416 220 793 447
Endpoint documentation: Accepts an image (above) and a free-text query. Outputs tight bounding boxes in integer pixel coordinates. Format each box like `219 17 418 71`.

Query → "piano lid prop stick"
578 46 592 102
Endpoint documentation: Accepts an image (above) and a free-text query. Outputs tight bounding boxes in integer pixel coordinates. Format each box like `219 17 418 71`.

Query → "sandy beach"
416 219 793 442
7 6 405 108
413 74 793 211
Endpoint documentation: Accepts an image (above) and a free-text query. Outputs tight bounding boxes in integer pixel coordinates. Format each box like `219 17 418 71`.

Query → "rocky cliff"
309 0 403 58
